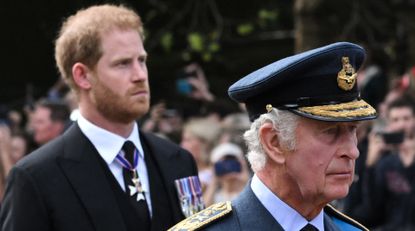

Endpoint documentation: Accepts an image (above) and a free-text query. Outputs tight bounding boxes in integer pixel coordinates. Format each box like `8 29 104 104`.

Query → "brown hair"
55 4 144 94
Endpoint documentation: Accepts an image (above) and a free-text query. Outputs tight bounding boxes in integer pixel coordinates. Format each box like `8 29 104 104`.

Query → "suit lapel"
57 124 126 231
139 132 184 222
233 184 284 231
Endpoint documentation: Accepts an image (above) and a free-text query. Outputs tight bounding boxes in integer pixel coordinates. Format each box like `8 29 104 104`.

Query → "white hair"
243 108 300 172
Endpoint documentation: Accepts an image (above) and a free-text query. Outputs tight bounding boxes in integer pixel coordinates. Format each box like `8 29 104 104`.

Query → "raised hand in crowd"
184 63 215 102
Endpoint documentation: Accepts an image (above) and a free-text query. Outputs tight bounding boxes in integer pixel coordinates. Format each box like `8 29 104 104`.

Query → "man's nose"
131 60 147 82
340 134 359 160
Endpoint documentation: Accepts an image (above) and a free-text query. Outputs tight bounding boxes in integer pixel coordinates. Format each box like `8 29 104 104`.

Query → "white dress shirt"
251 175 324 231
77 114 152 216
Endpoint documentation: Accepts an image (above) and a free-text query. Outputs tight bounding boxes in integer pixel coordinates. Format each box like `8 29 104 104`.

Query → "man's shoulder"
325 204 369 231
168 201 237 231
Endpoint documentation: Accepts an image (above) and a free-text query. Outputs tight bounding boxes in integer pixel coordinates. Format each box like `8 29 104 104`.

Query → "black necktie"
122 141 151 230
300 223 318 231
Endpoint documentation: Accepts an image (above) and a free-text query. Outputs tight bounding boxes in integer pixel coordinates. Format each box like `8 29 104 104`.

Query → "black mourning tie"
122 141 151 230
300 223 318 231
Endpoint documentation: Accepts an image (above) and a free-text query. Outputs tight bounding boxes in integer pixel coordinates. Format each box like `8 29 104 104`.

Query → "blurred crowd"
1 61 415 230
336 63 415 230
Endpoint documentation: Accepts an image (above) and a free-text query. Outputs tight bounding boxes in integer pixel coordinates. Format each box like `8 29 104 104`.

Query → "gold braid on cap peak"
298 100 376 118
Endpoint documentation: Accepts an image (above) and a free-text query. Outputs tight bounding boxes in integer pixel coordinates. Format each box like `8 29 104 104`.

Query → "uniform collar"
251 175 325 231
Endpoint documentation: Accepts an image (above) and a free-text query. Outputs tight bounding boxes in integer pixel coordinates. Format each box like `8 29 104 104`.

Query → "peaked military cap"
228 42 377 122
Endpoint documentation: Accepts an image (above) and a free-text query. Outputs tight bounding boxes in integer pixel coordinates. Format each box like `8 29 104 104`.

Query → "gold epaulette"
168 201 232 231
325 204 369 231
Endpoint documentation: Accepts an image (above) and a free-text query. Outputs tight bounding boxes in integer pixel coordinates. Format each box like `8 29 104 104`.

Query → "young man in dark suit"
0 5 198 231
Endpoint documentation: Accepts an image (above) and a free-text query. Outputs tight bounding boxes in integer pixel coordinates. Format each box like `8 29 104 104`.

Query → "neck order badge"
116 141 145 201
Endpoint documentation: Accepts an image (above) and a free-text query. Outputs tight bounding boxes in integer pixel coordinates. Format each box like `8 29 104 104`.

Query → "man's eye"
325 127 338 135
138 57 147 63
117 60 131 66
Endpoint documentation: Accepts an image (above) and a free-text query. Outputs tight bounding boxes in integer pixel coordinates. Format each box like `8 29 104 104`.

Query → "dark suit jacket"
197 185 367 231
0 124 198 231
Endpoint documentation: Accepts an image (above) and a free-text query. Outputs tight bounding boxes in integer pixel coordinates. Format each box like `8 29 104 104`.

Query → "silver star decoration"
128 185 145 201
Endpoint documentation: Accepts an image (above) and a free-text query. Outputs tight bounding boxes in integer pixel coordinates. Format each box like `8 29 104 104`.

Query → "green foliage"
202 52 212 62
258 9 278 28
144 1 288 63
160 32 173 52
181 51 191 62
208 42 220 53
188 32 204 52
236 8 279 36
186 31 220 62
237 23 254 36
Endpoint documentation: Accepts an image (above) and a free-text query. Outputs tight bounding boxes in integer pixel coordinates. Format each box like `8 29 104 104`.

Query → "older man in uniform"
169 42 376 231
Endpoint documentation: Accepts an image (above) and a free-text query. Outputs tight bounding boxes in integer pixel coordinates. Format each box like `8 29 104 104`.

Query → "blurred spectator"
0 129 29 201
141 102 184 143
0 106 9 126
9 133 28 164
202 99 239 123
398 65 415 99
352 96 415 230
219 112 251 150
29 99 71 146
172 62 239 121
7 110 24 135
180 117 222 192
47 78 69 101
366 96 415 168
358 64 388 111
377 83 407 122
203 143 249 206
0 116 30 191
179 63 215 103
64 91 80 121
0 124 13 201
174 63 225 120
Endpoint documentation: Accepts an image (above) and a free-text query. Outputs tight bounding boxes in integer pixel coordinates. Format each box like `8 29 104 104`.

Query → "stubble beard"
92 80 150 124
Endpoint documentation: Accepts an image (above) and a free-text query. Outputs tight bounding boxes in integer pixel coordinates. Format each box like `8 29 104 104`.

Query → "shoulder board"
325 204 369 231
168 201 232 231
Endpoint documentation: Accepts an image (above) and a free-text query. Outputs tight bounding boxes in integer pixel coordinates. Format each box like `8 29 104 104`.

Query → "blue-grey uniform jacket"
169 184 368 231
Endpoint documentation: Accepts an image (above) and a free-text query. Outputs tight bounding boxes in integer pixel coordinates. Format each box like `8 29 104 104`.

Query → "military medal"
130 170 145 201
174 176 205 217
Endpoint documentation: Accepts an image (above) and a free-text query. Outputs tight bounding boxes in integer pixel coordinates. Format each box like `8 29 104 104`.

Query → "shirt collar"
251 175 324 231
77 113 144 165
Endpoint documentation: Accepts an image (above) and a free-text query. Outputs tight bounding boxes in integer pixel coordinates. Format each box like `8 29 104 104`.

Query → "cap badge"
337 57 357 91
266 104 273 113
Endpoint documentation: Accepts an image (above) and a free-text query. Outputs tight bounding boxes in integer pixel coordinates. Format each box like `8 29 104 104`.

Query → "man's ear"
72 62 92 90
259 123 286 164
